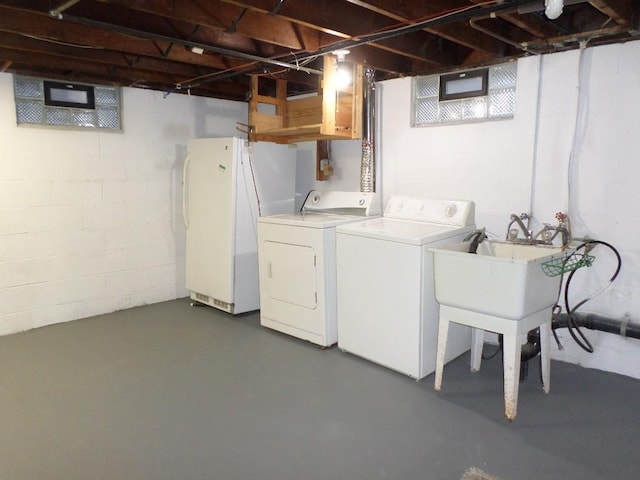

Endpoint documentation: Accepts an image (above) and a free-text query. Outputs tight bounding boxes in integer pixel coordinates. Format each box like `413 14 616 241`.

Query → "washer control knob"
444 203 458 218
311 194 321 204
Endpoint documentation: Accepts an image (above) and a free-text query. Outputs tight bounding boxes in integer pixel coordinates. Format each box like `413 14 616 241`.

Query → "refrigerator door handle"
182 154 190 227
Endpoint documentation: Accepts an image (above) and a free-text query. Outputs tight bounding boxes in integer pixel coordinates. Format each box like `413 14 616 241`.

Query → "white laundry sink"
430 241 569 320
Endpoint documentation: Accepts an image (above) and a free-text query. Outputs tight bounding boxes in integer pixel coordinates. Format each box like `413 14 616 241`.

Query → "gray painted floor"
0 298 638 480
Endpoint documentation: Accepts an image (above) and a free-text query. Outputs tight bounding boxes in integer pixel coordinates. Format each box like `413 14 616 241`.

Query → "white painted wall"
0 73 247 334
294 140 365 210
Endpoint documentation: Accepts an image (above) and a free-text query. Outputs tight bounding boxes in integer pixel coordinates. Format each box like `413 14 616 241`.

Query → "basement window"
439 68 488 101
412 62 517 126
13 76 122 130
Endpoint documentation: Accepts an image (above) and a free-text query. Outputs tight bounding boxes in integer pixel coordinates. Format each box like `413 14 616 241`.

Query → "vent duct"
360 66 376 193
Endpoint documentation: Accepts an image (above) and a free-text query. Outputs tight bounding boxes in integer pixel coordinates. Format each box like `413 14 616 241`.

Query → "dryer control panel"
302 190 381 216
384 196 475 226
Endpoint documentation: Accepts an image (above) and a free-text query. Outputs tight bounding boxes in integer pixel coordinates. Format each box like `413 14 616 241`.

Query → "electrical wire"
566 41 591 237
19 33 104 49
245 143 262 217
562 240 622 352
482 336 502 360
298 190 313 213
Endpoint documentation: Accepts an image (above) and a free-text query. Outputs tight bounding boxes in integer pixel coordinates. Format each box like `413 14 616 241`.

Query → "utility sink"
430 241 569 320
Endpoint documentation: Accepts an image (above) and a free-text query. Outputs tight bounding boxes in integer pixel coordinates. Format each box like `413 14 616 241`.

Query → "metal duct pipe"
360 66 376 193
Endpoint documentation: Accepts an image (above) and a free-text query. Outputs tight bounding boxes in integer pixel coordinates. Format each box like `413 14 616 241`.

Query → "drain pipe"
360 66 376 193
553 312 640 339
517 313 640 364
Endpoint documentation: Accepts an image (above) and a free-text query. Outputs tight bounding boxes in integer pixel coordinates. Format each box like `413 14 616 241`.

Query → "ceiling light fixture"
545 0 564 20
333 49 350 63
333 50 352 89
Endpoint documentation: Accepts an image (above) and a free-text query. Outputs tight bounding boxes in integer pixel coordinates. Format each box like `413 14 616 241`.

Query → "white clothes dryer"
257 191 380 347
336 196 476 379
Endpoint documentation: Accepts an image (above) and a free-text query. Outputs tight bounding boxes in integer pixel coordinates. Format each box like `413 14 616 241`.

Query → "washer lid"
336 217 476 245
258 212 371 228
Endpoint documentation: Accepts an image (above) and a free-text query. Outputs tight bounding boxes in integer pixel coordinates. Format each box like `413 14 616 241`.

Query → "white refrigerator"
183 137 297 314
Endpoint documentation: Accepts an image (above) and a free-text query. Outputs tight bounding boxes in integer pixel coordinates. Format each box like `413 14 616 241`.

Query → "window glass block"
414 76 439 98
46 107 71 125
73 110 97 127
490 63 517 89
412 61 516 126
97 107 120 128
415 97 438 124
439 101 463 122
488 88 516 117
13 76 121 130
463 97 488 119
16 100 44 124
95 87 119 105
14 77 42 98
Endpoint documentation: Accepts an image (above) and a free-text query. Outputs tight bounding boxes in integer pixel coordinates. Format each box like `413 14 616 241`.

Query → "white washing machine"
336 196 476 379
257 191 380 347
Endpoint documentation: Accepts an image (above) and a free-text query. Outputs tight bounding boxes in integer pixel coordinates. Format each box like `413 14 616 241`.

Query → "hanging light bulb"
333 50 352 89
545 0 564 20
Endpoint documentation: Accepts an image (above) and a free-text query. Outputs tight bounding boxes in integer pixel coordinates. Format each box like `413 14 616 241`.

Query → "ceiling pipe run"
52 0 541 94
51 13 322 76
49 0 83 19
545 0 564 19
517 0 587 14
184 0 540 90
468 16 540 54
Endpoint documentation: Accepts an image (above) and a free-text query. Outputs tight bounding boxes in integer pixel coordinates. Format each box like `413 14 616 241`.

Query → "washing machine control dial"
444 203 458 218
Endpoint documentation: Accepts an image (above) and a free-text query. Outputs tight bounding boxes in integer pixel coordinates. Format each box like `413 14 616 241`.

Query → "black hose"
562 240 622 352
467 230 487 254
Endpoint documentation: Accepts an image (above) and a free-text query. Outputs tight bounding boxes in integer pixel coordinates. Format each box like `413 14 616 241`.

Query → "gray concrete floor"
0 298 638 480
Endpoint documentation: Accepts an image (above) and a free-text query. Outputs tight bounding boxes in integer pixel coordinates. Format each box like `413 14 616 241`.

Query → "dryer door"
263 241 317 309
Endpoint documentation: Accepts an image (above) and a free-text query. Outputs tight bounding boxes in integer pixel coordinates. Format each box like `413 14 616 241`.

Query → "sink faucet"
506 213 531 242
532 212 571 248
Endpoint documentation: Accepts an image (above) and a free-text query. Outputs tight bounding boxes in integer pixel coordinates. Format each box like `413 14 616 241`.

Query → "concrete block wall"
0 73 247 334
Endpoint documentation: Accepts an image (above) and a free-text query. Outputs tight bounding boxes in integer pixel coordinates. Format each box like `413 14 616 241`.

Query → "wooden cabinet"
248 55 363 144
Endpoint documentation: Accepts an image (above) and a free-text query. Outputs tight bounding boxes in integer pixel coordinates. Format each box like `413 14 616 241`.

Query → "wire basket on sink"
541 253 595 277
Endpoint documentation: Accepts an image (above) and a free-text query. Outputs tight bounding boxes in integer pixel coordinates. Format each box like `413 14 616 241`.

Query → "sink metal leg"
470 328 484 372
434 317 449 392
502 333 523 421
540 321 551 393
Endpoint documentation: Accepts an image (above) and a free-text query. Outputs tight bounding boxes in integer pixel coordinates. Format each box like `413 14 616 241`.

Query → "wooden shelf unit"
248 55 363 144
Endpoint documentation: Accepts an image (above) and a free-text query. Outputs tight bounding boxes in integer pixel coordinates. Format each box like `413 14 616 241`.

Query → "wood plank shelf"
248 55 363 144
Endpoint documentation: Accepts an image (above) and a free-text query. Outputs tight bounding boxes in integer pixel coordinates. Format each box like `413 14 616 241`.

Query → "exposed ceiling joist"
0 0 638 101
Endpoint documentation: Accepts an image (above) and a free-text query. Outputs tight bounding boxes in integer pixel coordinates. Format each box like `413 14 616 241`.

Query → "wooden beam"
589 0 639 27
94 0 322 52
221 0 453 69
0 5 242 71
